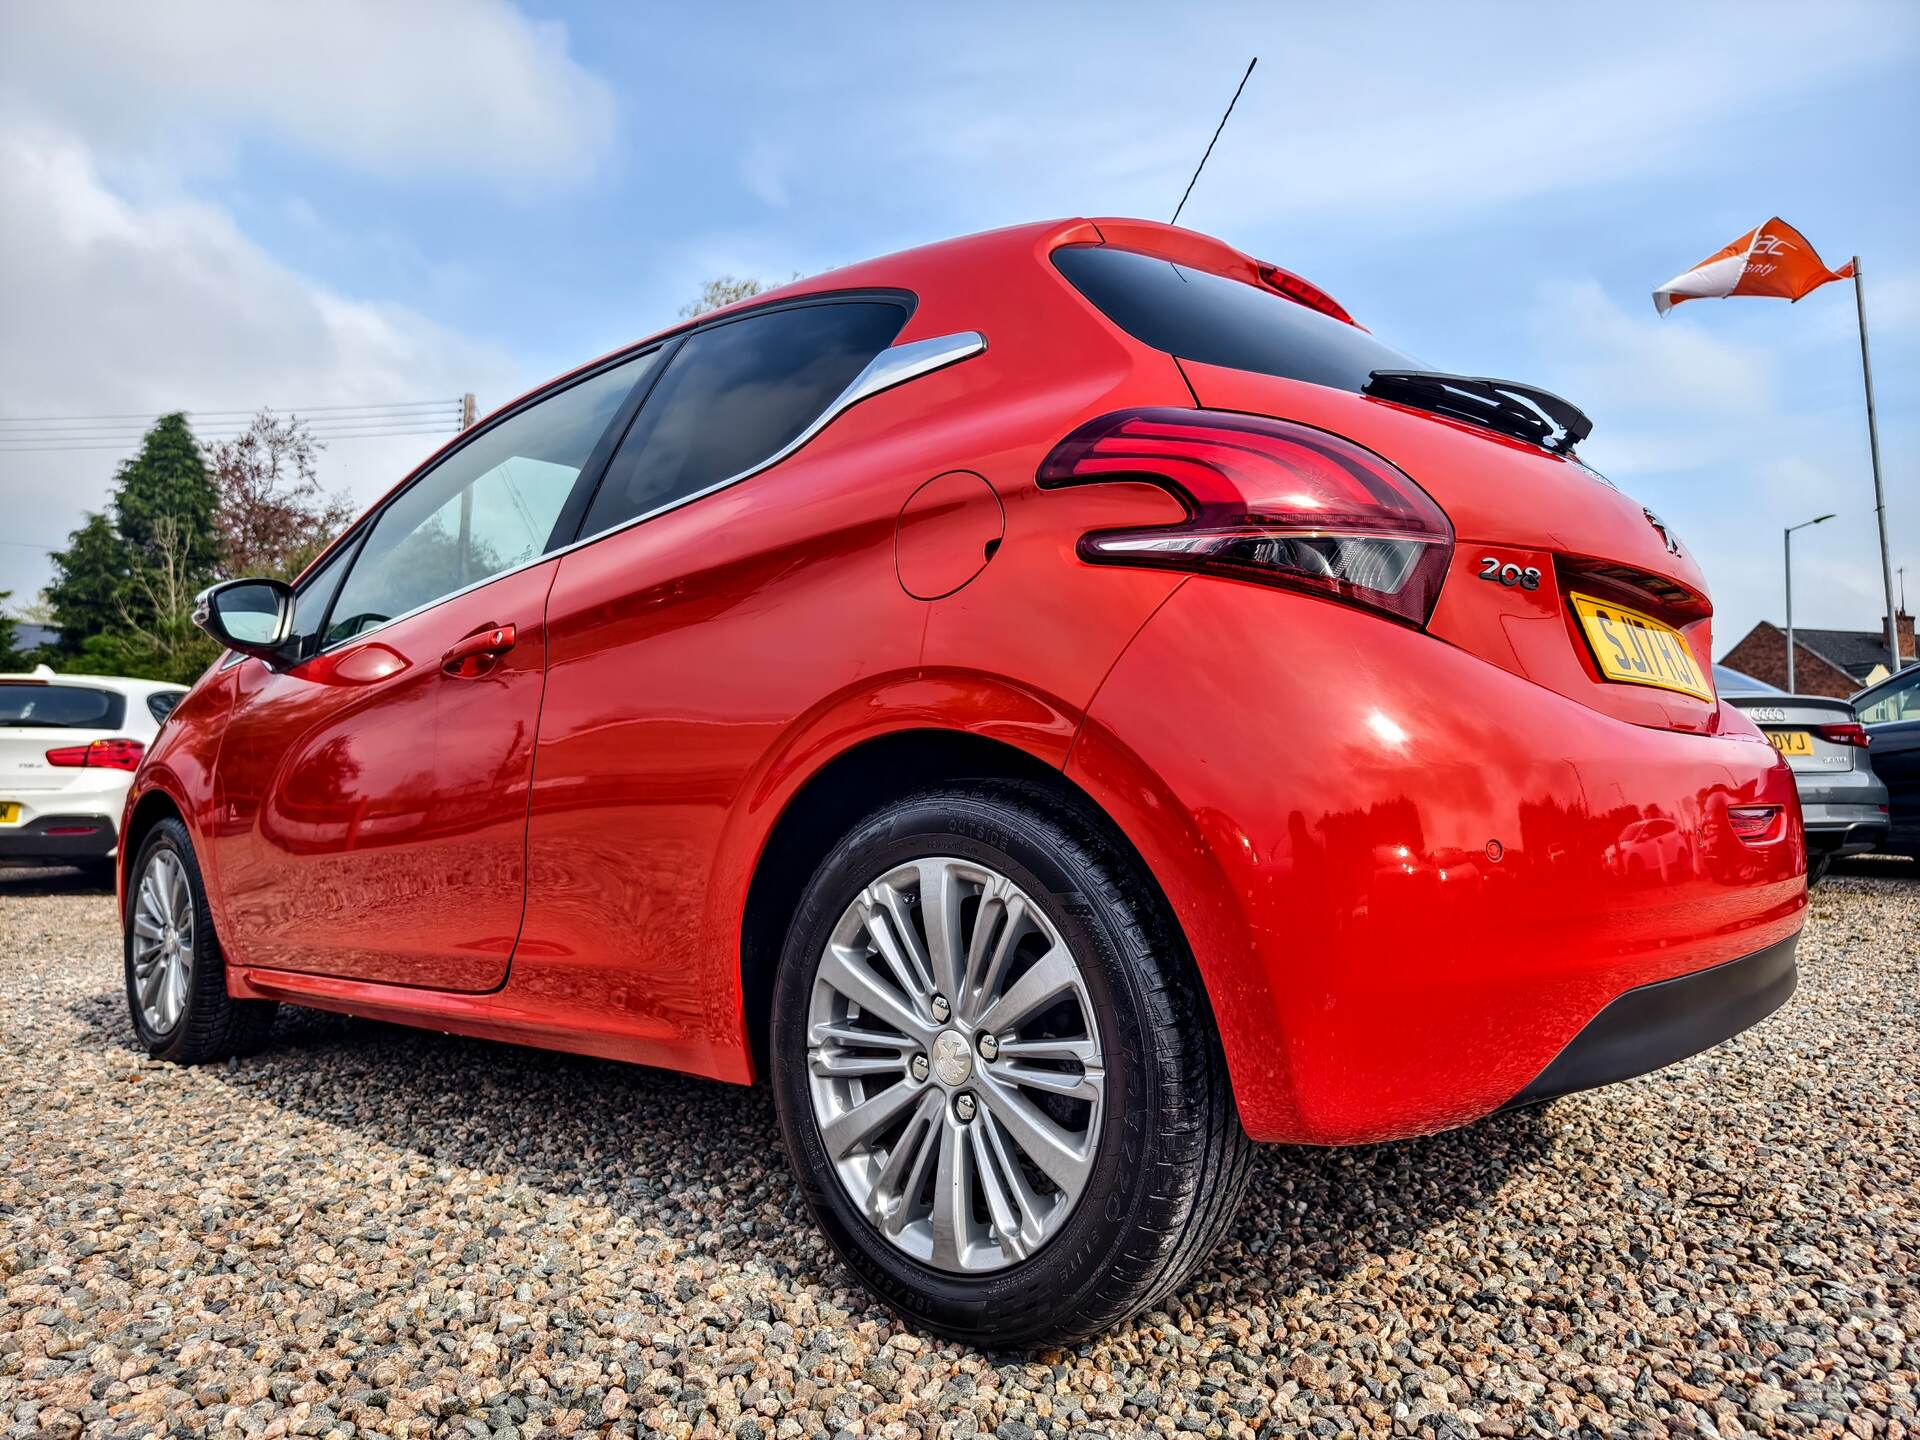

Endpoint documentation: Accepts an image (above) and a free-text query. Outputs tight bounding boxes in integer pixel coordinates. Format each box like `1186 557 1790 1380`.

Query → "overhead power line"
0 397 462 424
0 429 457 454
0 398 466 454
0 416 459 438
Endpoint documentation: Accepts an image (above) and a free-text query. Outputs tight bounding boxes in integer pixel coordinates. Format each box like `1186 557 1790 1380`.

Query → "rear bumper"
1503 933 1797 1109
1800 804 1891 858
0 814 118 861
1070 578 1808 1145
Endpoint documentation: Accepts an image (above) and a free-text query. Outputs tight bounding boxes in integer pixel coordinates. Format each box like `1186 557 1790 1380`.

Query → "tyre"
769 781 1253 1346
125 817 278 1063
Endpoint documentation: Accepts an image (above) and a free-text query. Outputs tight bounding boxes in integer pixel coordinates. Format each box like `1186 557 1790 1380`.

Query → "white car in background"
0 665 187 873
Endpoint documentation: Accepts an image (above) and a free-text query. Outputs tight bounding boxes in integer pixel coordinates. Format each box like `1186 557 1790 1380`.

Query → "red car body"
121 217 1805 1146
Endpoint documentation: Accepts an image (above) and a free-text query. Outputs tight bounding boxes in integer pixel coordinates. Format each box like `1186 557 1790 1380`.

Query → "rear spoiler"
1364 370 1593 454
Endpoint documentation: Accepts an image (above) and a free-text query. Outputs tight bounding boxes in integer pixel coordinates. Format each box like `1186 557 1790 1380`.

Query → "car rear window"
147 692 183 724
1053 244 1421 394
580 299 909 535
0 683 126 729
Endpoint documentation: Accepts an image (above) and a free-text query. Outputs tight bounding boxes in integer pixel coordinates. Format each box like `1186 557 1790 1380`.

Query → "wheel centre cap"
931 1029 973 1087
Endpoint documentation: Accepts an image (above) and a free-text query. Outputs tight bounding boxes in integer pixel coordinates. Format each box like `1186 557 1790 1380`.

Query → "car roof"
1712 664 1782 694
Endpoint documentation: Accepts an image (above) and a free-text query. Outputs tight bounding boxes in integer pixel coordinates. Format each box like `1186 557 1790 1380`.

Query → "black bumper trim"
1803 820 1891 858
0 815 117 862
1504 932 1799 1110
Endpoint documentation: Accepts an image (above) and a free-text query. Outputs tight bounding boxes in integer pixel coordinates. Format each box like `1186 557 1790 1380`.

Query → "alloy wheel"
130 849 194 1036
806 856 1105 1273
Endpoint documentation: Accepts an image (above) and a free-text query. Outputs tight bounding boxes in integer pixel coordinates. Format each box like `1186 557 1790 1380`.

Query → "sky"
1 0 1915 654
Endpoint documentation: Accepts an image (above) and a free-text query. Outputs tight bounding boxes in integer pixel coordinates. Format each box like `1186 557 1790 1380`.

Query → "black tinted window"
0 684 125 729
291 534 356 646
1054 245 1420 394
147 692 183 723
582 301 907 534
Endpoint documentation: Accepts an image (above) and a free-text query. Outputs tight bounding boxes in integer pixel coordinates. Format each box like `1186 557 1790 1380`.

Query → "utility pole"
461 393 477 430
1852 258 1901 673
1784 512 1836 694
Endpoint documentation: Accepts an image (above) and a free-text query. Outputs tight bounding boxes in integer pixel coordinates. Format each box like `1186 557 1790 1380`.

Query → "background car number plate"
1768 730 1814 756
0 802 19 825
1568 592 1712 702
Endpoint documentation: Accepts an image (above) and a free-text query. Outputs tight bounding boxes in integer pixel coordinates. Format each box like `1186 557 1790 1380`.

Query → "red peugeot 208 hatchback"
124 219 1805 1344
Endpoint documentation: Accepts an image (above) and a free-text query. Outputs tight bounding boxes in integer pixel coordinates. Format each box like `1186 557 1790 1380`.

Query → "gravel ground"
1 860 1915 1439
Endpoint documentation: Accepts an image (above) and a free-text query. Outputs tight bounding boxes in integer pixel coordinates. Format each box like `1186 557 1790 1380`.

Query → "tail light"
1817 722 1870 748
45 738 146 772
1727 805 1783 843
1036 408 1453 625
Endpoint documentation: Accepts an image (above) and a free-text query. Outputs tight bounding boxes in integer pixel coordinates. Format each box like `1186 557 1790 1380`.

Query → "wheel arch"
735 725 1212 1079
120 785 188 919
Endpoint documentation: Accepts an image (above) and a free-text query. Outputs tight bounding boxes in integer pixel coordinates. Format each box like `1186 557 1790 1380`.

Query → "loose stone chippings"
0 863 1915 1436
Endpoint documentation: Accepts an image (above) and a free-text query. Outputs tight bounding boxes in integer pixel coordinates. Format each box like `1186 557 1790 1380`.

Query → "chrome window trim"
309 329 986 658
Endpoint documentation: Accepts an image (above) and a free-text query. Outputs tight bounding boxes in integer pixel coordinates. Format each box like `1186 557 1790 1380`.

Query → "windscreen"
0 683 126 729
1054 245 1421 394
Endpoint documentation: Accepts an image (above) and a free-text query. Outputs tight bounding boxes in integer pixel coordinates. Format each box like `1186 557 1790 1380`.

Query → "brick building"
1718 610 1916 697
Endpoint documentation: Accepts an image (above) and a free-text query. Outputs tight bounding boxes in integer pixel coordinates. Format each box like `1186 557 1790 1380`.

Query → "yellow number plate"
1568 592 1712 702
1769 730 1814 756
0 803 19 826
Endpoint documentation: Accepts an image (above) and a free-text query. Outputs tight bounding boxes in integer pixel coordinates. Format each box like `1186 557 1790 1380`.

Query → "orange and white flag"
1653 218 1854 315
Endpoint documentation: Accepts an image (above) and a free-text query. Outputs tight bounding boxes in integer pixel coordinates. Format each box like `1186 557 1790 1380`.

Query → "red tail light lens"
44 738 146 772
1817 722 1870 748
1727 805 1783 842
1037 408 1453 625
1254 263 1356 326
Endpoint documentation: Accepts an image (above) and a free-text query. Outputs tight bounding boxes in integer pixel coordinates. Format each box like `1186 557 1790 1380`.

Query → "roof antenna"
1170 57 1257 227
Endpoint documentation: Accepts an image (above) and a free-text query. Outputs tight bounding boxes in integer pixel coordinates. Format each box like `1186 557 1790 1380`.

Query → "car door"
517 298 922 1053
1857 668 1920 855
208 350 661 988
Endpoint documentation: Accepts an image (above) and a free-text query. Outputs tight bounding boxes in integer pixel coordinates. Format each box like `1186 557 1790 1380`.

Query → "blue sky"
2 0 1915 654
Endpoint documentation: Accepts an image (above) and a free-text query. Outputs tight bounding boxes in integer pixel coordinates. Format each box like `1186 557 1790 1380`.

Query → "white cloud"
0 0 614 183
850 3 1916 239
0 123 524 602
1521 277 1912 646
742 138 793 209
1531 279 1779 437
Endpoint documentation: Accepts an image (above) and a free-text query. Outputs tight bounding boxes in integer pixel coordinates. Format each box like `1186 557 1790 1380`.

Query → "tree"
0 593 26 670
40 413 223 679
77 515 220 685
114 413 221 582
43 512 129 657
681 276 767 319
679 272 803 319
204 410 353 579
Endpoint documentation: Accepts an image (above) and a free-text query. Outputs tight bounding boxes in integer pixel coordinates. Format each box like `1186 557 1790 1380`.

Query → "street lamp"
1784 513 1836 692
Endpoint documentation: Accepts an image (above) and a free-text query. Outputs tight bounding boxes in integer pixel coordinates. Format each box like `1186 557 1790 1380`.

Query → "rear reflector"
1037 408 1453 625
1727 805 1783 843
1816 722 1870 748
45 737 146 771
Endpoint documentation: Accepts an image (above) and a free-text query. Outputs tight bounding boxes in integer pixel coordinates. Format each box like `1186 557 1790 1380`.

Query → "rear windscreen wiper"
1364 370 1593 454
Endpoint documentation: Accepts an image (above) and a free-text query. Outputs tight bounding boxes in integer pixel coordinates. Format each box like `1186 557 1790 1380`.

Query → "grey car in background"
1851 664 1920 863
1715 664 1891 880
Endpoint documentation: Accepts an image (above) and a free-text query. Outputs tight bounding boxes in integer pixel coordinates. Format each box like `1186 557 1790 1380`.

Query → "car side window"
1858 671 1920 724
579 300 907 536
324 352 657 645
288 535 356 650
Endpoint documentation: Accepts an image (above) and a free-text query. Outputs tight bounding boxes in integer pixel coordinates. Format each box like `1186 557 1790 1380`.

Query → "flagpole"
1853 256 1902 676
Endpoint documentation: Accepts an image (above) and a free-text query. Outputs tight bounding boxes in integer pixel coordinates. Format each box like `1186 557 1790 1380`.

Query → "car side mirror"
194 578 297 665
